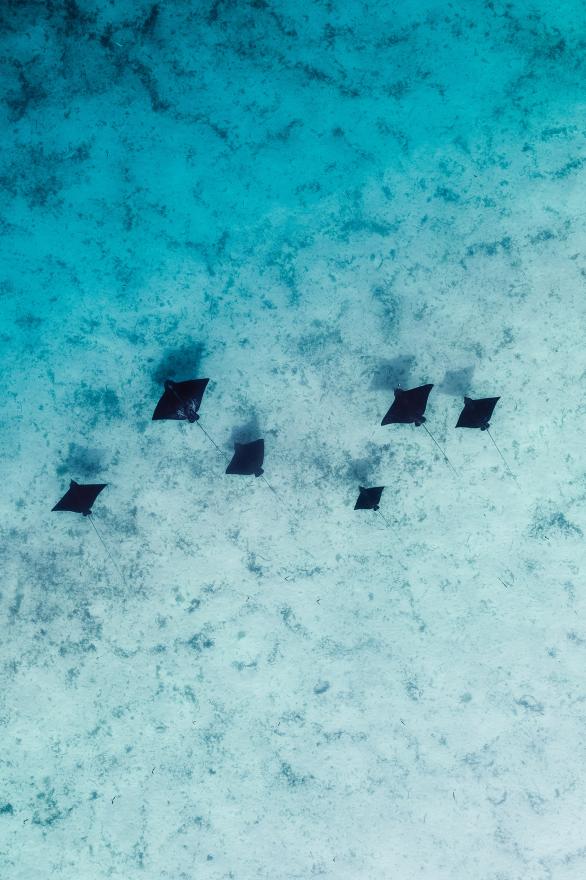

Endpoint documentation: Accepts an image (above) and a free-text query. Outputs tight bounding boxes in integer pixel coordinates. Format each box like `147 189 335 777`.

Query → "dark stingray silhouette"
354 485 391 526
153 377 224 457
52 480 125 585
381 384 433 426
381 384 457 475
456 395 515 479
52 480 106 515
153 378 209 422
226 439 264 477
456 396 500 430
354 486 384 510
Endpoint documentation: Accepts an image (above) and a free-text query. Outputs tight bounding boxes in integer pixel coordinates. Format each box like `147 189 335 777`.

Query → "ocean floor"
2 1 586 878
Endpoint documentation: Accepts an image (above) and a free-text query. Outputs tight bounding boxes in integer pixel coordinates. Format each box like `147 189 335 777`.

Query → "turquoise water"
2 1 586 877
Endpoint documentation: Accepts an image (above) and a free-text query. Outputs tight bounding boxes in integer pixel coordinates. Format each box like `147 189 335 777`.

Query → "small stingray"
226 439 265 477
354 486 384 510
381 384 457 476
52 480 125 585
153 377 222 455
355 485 390 526
456 395 515 479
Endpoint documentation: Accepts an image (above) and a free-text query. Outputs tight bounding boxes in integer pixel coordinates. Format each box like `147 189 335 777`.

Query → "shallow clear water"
1 1 586 877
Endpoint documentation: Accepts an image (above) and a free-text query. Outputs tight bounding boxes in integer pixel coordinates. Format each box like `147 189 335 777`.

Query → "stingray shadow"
57 443 108 479
151 342 206 386
438 366 475 396
230 414 262 446
370 355 415 391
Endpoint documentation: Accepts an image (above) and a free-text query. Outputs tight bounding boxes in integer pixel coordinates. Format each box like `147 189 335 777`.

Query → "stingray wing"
52 491 77 512
78 483 108 511
152 388 184 420
408 383 434 413
225 443 243 474
381 401 398 425
354 486 369 509
456 398 475 428
482 396 500 422
174 379 209 411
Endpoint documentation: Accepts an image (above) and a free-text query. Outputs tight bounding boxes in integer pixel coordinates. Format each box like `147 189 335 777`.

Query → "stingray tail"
258 476 321 575
88 515 127 588
196 421 226 458
486 430 518 483
421 425 458 478
260 474 297 516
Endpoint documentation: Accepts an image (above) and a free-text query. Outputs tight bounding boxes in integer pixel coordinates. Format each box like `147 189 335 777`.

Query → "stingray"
456 396 499 430
354 485 390 525
52 480 125 584
52 480 106 515
381 384 457 475
354 485 384 510
153 378 222 454
381 384 433 426
456 395 515 478
153 378 208 422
